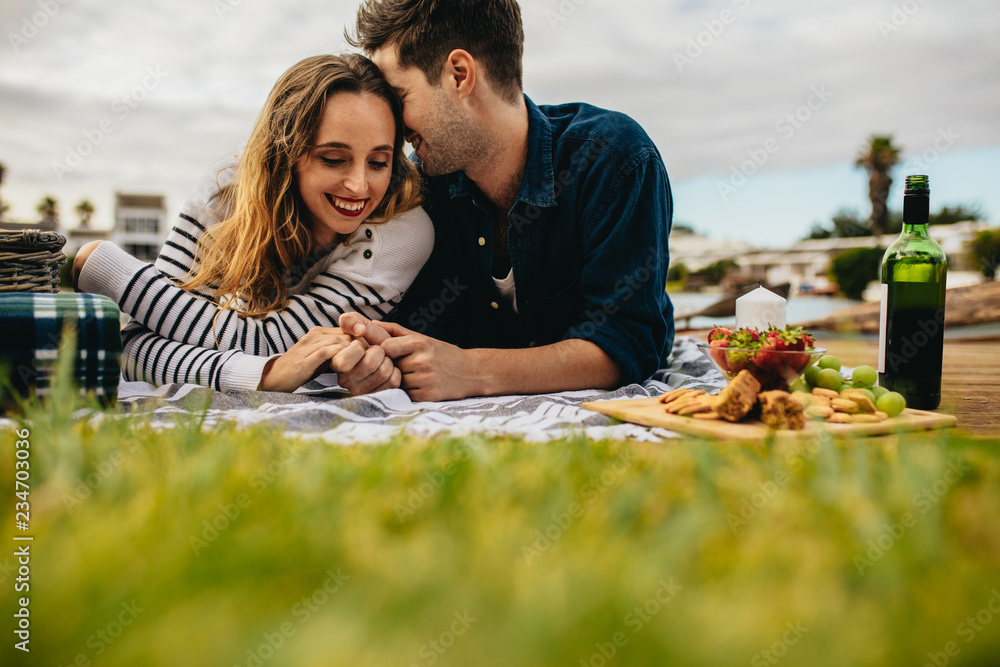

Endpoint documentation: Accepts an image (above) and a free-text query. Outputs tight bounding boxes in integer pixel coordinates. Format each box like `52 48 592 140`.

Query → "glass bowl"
696 342 827 392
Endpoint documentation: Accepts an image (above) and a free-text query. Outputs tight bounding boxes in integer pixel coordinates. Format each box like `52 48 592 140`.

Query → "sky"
1 0 998 245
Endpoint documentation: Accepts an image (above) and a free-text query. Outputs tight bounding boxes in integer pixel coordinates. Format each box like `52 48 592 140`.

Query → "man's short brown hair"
347 0 524 105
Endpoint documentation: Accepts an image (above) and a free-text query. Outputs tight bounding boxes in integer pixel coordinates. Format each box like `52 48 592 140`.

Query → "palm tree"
855 135 901 237
74 199 96 228
36 195 59 224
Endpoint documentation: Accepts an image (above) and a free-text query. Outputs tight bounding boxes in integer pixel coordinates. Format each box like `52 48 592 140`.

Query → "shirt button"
365 228 372 239
363 250 373 259
490 301 499 309
478 237 486 246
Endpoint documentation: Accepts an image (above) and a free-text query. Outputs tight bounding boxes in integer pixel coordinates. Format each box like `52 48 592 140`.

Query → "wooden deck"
820 337 1000 438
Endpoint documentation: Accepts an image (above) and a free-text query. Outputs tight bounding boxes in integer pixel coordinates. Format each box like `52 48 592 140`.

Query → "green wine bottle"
878 175 947 410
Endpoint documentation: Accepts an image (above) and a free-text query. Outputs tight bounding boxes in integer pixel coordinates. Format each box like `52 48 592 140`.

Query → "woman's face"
296 91 396 245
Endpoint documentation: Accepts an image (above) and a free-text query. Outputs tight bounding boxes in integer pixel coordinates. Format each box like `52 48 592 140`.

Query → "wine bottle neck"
902 193 929 233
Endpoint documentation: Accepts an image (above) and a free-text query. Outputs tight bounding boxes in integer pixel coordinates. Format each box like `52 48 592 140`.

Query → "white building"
668 229 755 273
109 193 168 261
740 220 991 295
670 221 991 296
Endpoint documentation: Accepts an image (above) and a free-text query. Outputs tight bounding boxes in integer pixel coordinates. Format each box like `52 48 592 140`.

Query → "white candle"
735 286 786 331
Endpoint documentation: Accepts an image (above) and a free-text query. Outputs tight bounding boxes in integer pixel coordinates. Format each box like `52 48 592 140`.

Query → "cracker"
812 388 840 399
831 398 859 414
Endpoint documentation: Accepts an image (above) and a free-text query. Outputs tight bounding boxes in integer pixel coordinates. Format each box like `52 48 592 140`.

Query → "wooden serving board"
581 397 957 441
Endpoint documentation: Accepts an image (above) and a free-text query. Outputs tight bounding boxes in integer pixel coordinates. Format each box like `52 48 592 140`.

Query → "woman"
73 54 433 392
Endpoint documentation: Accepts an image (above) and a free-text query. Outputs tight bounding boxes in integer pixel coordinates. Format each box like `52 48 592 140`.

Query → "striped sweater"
78 154 434 391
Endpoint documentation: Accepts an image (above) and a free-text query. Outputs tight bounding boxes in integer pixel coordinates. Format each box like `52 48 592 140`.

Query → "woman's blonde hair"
181 53 422 317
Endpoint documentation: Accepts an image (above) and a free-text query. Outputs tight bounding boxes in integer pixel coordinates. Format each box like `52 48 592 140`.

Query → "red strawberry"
723 328 760 374
707 326 734 344
753 338 783 373
768 326 814 371
708 338 732 372
736 327 762 344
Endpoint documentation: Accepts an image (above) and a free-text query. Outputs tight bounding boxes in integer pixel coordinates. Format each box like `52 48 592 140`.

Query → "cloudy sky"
1 0 998 244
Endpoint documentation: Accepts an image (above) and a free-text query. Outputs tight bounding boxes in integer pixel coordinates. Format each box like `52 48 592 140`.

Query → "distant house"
736 220 990 295
65 222 110 257
668 221 990 296
110 193 168 261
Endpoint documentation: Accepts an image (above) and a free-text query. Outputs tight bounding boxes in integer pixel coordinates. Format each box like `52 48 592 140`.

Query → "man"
338 0 675 402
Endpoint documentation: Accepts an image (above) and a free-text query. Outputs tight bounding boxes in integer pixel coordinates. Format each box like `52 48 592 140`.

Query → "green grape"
816 368 844 392
818 355 842 371
871 386 889 400
876 391 907 418
789 378 810 393
852 365 878 388
859 388 877 403
804 365 821 387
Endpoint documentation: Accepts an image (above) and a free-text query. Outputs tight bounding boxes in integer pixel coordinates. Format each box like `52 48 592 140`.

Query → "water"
670 292 861 330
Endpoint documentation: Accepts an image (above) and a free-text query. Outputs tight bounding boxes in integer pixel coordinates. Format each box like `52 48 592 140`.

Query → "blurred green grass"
2 375 1000 666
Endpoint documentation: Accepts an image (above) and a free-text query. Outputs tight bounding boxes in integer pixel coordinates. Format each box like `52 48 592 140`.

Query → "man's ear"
441 48 476 100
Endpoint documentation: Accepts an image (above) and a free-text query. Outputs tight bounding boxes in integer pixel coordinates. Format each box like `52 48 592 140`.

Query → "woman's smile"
327 194 369 216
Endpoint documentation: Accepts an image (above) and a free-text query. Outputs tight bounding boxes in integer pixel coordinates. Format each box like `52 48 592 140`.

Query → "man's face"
372 46 482 177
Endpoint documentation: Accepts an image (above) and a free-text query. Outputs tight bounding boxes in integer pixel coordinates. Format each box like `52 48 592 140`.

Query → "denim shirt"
389 96 674 385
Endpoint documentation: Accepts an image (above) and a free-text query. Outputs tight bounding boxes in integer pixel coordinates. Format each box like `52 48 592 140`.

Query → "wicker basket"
0 229 68 293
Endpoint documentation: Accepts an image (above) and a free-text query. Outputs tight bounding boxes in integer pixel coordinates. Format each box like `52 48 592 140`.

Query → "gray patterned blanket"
116 336 723 443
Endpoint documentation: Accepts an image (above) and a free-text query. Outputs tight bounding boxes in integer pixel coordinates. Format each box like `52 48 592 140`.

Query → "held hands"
336 313 402 395
258 326 369 392
71 239 452 396
338 312 477 401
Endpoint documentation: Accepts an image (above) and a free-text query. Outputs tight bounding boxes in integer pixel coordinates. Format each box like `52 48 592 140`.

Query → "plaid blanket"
0 292 123 402
115 336 725 443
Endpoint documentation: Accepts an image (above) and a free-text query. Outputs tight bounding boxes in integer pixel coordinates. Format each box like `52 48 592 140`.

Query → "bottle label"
878 282 888 374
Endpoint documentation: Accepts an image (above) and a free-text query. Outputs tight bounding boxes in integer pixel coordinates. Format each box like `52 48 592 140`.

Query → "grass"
2 371 1000 666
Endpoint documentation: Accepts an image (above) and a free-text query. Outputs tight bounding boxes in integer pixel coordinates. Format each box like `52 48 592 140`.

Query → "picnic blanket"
115 336 724 443
0 292 122 402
